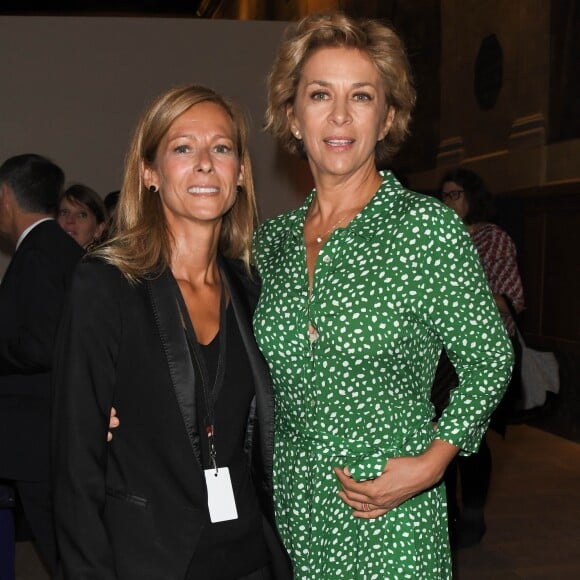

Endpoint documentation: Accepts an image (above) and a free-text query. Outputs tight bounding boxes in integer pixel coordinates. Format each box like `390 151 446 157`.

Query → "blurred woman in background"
439 166 525 549
57 183 106 249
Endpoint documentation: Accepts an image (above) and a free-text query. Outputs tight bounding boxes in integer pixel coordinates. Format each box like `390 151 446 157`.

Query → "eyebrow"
166 132 234 142
305 80 376 89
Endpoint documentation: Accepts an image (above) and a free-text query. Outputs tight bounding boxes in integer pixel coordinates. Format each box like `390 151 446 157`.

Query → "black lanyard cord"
175 279 227 473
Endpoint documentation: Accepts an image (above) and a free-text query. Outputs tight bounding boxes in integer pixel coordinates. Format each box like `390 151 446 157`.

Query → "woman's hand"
334 439 458 519
107 407 120 442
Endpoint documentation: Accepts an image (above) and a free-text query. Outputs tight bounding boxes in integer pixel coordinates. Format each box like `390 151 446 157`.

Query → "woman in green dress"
252 12 514 579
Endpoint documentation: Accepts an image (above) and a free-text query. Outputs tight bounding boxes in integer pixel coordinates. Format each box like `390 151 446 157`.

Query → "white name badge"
204 467 238 523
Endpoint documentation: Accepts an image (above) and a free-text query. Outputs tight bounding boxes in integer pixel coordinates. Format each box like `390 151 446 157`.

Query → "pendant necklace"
309 213 350 245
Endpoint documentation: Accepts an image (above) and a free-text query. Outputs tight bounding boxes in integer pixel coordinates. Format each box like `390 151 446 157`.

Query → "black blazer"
52 256 291 580
0 220 84 481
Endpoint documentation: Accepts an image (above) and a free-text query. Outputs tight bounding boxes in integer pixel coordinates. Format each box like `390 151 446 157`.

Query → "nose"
329 97 352 126
65 213 76 224
195 146 214 173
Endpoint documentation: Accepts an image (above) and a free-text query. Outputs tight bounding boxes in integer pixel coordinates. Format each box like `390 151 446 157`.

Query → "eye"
214 143 233 154
58 209 68 217
353 92 372 102
310 90 329 101
174 144 189 154
79 211 89 219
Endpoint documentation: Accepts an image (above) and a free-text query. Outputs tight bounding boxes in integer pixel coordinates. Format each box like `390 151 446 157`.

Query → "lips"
187 186 220 194
324 138 355 147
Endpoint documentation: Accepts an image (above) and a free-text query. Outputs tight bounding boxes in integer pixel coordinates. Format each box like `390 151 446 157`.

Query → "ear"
0 183 15 212
237 162 245 188
142 162 157 190
286 103 301 139
379 106 396 141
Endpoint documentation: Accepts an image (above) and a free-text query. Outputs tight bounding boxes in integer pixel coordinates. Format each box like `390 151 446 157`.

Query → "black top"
186 305 269 579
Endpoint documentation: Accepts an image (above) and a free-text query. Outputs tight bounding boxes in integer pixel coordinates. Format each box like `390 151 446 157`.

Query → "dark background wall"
401 0 580 441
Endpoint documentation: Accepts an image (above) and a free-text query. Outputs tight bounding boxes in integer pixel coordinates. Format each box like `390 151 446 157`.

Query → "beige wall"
0 15 312 276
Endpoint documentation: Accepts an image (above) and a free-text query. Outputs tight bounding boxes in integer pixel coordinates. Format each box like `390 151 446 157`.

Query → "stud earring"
236 185 243 194
293 128 301 139
149 185 158 193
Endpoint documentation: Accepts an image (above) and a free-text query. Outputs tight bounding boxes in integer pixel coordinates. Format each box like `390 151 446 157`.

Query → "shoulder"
70 256 132 299
396 188 448 219
373 172 458 229
30 220 82 250
10 223 83 283
221 257 261 307
20 220 84 262
256 208 302 241
478 222 513 240
387 186 467 244
253 207 304 264
371 180 478 269
473 222 517 250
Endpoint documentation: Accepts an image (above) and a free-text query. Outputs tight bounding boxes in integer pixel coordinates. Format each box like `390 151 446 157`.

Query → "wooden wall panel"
519 208 545 336
542 195 580 341
515 187 580 352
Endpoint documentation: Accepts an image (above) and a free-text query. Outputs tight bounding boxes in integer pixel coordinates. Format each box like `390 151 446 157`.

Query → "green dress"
253 171 513 579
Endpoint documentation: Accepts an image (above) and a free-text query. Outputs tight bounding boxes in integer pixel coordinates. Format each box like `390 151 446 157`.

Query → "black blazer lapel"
219 258 275 489
146 270 202 464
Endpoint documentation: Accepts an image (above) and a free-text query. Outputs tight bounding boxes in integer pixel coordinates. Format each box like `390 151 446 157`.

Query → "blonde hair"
265 12 416 166
94 84 257 280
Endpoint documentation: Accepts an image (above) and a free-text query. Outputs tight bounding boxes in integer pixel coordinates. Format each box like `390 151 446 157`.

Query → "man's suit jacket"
52 256 291 580
0 220 84 481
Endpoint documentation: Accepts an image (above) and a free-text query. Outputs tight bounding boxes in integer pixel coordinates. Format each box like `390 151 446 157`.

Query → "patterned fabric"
252 171 513 579
470 223 525 336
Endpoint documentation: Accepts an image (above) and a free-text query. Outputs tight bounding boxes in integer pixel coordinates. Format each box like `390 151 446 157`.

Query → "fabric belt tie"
277 419 435 482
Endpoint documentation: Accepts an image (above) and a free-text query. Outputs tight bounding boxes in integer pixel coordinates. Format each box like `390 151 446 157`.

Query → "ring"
362 502 371 512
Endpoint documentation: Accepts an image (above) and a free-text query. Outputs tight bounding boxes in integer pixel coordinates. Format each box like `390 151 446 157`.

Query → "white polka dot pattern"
253 171 513 579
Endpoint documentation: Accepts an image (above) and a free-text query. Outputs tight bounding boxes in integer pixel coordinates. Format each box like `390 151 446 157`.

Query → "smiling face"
57 197 104 248
144 101 244 231
287 46 395 185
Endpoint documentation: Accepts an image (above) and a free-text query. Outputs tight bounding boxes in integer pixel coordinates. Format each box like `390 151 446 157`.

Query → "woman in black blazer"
52 84 291 580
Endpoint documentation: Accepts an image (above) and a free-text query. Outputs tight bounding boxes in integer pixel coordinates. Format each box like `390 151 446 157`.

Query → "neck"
168 218 222 287
14 212 52 244
310 166 382 220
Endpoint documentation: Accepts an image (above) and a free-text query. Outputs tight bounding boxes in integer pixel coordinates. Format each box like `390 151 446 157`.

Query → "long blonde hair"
95 84 257 280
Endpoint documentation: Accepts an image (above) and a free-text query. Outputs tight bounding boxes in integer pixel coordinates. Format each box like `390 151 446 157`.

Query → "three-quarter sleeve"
415 210 514 453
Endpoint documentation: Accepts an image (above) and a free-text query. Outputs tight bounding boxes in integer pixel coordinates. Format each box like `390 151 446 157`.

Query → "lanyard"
175 282 227 473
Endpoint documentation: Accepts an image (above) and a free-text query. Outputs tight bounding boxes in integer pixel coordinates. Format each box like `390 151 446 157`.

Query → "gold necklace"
306 212 350 245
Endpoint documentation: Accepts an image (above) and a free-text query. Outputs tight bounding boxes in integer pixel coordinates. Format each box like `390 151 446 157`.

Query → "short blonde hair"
265 12 416 166
95 84 257 280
